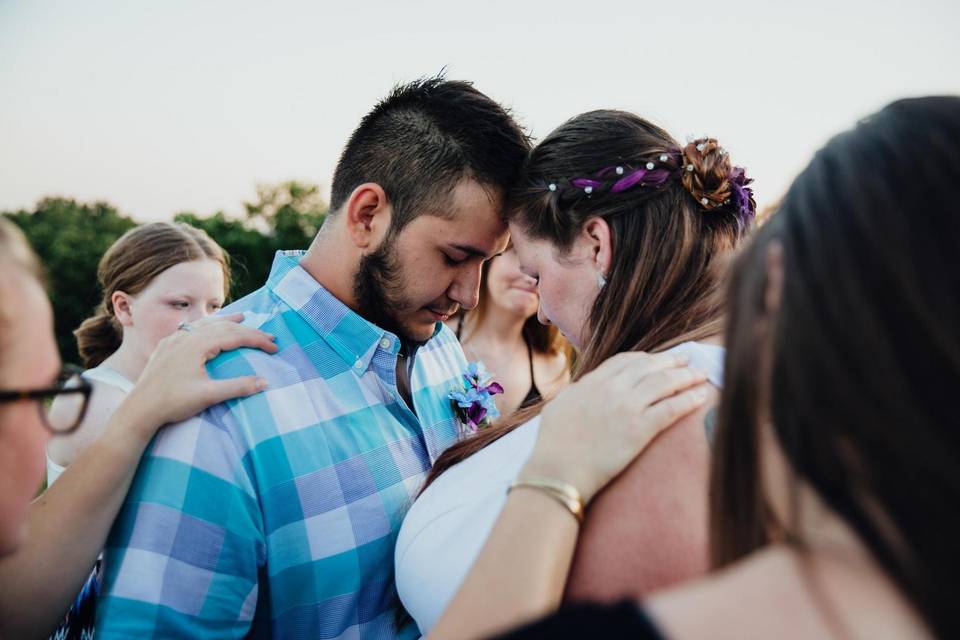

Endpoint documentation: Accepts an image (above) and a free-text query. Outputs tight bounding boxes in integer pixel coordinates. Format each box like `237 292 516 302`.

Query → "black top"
455 315 541 409
517 340 542 408
492 601 667 640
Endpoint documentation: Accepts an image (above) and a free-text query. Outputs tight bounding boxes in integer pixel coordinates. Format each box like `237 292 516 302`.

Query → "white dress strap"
662 341 725 388
45 365 135 486
81 365 136 393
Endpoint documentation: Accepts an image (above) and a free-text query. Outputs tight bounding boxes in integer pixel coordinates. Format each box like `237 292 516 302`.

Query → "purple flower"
449 361 504 432
466 403 487 427
728 166 757 225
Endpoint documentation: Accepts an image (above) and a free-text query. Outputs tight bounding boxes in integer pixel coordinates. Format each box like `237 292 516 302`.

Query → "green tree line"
3 181 327 365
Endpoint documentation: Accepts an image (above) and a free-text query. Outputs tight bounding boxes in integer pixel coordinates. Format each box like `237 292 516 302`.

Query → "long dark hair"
426 110 754 488
711 96 960 639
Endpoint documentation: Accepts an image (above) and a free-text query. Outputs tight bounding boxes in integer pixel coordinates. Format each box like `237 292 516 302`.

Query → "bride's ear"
580 217 612 276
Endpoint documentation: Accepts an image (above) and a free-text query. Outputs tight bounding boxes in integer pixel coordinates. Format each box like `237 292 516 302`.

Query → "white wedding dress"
394 341 725 635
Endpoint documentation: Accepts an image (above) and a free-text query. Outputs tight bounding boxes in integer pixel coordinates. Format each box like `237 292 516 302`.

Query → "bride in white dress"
395 110 757 636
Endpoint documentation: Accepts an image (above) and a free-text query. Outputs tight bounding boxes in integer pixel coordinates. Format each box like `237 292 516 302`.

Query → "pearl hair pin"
544 143 756 223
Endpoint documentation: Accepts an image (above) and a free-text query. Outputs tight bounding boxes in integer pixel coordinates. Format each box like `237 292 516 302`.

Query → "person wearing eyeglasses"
0 217 278 639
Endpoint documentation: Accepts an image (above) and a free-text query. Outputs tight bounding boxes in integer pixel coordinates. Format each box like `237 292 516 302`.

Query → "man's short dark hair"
330 77 530 230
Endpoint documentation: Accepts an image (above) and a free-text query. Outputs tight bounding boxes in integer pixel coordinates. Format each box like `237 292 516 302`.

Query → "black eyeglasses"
0 364 93 434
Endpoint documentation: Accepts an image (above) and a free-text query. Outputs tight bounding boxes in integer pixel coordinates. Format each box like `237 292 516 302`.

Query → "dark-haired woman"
396 111 754 635
448 242 570 416
0 218 277 639
437 97 958 639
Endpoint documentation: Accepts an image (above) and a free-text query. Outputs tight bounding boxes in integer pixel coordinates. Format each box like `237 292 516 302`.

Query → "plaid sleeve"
96 403 265 639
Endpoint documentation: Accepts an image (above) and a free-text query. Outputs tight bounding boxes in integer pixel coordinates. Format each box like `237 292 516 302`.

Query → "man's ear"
581 217 613 276
112 291 135 327
343 183 393 251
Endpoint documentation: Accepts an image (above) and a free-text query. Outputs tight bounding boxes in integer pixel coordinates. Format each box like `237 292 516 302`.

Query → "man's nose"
449 264 482 311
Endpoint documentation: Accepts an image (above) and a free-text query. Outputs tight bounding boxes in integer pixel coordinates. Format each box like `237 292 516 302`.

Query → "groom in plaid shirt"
96 78 529 639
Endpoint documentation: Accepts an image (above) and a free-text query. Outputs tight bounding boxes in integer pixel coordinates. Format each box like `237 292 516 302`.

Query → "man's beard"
353 234 419 342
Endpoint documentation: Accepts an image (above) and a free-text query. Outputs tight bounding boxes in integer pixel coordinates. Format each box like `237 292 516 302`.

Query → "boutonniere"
448 361 504 433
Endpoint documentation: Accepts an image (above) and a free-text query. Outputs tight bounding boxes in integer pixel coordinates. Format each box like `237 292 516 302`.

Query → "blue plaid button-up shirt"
97 251 470 639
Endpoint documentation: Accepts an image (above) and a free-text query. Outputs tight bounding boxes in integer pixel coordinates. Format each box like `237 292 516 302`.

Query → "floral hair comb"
543 140 757 225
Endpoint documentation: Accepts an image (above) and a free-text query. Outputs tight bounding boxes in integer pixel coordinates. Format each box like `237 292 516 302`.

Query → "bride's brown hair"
424 110 755 488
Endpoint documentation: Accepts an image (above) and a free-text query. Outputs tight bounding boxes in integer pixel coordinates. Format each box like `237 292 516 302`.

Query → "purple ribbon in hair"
570 165 675 194
570 178 603 189
549 150 757 227
611 167 673 192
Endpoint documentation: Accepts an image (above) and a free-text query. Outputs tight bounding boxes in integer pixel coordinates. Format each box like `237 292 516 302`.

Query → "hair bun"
680 138 734 210
74 309 122 368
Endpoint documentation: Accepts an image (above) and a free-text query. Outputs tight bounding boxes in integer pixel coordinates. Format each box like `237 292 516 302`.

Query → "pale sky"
1 0 958 221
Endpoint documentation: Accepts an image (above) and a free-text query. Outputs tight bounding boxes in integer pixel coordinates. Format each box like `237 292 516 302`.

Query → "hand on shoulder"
523 352 710 503
123 313 278 435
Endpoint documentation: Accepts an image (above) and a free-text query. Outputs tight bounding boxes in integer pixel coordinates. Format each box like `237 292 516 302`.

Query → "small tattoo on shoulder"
704 406 718 447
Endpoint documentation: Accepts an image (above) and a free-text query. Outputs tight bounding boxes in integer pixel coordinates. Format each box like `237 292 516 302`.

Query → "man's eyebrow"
449 243 495 259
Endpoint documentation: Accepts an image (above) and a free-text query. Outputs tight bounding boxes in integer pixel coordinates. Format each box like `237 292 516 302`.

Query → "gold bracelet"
508 476 585 524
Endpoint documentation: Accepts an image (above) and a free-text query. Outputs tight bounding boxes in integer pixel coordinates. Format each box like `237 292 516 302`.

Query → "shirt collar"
265 250 405 374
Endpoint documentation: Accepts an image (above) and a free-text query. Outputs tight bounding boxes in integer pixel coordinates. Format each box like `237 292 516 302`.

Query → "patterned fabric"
48 560 100 640
97 251 471 639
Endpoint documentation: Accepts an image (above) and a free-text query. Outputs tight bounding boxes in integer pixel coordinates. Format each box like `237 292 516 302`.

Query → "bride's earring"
597 272 607 290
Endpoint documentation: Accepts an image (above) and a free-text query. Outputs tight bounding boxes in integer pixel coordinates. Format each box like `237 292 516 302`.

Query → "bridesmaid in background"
449 242 570 415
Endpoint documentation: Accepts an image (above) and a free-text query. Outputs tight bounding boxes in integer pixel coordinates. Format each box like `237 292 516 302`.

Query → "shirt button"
353 359 363 370
379 337 391 350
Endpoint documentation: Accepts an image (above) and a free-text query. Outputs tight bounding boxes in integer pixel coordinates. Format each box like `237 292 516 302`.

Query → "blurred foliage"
176 180 327 296
4 198 137 365
5 181 327 365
